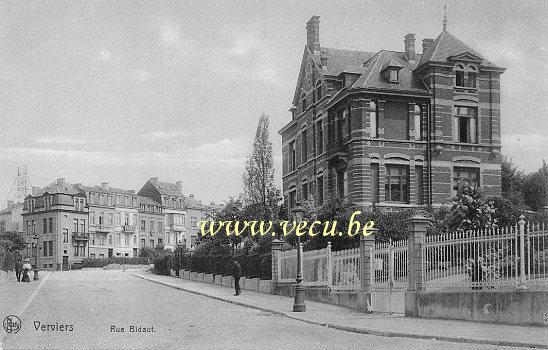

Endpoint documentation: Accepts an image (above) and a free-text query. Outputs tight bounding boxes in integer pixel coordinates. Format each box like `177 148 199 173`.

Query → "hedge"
155 251 272 280
81 257 152 268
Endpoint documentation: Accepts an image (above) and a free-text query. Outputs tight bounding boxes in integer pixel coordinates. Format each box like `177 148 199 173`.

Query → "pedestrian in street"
232 260 241 296
21 258 32 282
15 257 23 282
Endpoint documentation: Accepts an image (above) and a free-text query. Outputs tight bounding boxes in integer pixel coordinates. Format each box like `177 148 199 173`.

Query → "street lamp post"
292 204 306 312
33 233 39 281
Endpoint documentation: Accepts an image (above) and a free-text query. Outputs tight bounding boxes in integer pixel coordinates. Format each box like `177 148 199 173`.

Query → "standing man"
232 260 241 296
15 257 23 282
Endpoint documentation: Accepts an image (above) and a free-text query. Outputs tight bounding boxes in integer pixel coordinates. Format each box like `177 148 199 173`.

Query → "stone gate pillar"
359 227 377 313
404 214 431 317
271 239 283 283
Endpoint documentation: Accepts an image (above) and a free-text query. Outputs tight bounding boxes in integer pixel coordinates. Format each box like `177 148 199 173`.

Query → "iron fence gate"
370 239 408 314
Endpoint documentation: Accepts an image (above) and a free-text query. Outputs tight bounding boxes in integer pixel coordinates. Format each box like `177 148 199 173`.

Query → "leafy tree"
211 197 245 248
0 231 26 252
242 113 281 221
442 185 496 232
522 160 548 211
501 156 526 206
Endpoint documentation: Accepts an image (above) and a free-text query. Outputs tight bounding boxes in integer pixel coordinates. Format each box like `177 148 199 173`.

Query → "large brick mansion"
280 16 505 211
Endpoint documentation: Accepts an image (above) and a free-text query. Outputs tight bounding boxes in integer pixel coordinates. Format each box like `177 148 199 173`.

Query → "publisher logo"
3 315 21 334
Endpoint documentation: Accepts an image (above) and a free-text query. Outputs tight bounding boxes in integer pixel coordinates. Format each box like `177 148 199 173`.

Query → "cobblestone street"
0 269 534 349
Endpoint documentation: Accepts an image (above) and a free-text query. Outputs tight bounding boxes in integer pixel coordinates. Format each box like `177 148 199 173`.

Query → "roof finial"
442 3 448 31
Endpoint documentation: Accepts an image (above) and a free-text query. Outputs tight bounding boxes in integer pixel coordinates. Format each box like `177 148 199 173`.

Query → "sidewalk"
133 271 548 349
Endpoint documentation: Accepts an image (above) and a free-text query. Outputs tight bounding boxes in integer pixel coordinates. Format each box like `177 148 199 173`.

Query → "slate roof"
418 29 497 67
77 184 135 195
352 51 428 93
185 196 203 210
320 47 374 76
153 181 184 197
35 180 83 197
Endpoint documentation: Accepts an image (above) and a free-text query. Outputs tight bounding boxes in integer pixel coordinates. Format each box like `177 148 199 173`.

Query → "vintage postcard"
1 1 547 349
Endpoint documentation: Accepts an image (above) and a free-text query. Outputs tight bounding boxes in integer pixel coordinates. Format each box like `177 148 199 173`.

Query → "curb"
133 273 548 349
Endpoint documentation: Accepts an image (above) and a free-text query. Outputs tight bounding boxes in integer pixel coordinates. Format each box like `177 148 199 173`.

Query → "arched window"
455 63 477 88
301 93 307 112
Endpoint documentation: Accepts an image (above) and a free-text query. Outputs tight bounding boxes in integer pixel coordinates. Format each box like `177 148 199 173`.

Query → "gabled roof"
320 47 374 76
418 29 498 68
352 51 428 93
153 181 184 197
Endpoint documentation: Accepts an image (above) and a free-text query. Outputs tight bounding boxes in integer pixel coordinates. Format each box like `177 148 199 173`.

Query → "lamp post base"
292 283 306 312
33 269 39 281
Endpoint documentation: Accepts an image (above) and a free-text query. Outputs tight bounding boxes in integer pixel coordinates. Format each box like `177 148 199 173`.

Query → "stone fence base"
274 282 371 312
178 269 273 293
406 290 548 327
176 269 366 311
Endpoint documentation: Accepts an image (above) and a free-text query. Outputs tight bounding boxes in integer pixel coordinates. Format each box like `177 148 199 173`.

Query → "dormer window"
389 69 399 83
381 59 403 84
455 64 477 88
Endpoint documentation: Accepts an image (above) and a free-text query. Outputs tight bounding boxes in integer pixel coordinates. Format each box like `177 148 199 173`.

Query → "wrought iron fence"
332 247 360 290
422 219 548 290
278 243 361 289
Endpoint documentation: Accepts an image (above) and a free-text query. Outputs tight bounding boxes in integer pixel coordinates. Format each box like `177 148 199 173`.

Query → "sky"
1 0 547 206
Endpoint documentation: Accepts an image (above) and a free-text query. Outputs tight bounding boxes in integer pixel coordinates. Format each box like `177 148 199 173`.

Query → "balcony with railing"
93 224 113 233
326 136 349 164
72 232 90 240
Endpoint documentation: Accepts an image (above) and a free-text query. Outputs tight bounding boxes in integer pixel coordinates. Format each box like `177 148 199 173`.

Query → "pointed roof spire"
443 3 448 31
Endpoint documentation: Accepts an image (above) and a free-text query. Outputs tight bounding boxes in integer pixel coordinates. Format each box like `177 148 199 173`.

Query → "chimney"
150 177 158 185
175 181 183 192
32 187 40 196
101 182 109 190
422 38 434 54
189 194 194 198
404 33 416 62
56 178 65 187
306 16 320 56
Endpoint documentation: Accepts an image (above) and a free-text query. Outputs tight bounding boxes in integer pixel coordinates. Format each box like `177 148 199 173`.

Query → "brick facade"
280 17 505 212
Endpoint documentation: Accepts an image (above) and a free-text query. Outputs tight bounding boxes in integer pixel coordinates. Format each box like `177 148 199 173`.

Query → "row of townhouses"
280 17 505 211
20 177 218 270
